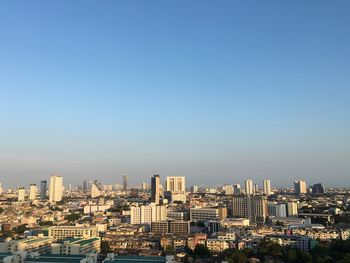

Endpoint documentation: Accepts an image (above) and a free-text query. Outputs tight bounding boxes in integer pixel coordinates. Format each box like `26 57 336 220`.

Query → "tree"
14 224 27 234
101 241 110 254
164 245 175 255
65 213 81 222
193 244 210 257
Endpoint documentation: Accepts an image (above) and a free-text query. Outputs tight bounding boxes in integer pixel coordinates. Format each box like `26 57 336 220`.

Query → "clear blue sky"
1 1 349 188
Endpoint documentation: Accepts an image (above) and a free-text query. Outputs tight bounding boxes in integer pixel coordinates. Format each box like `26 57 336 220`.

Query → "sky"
0 1 350 189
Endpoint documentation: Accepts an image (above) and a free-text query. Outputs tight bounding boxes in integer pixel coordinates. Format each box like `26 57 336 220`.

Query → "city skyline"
1 1 350 187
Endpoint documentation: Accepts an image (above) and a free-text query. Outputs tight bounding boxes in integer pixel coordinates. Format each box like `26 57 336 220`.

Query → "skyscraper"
294 180 307 194
29 184 38 201
123 174 128 191
151 175 160 204
40 180 47 200
18 187 25 202
263 179 271 196
49 175 63 202
245 179 253 195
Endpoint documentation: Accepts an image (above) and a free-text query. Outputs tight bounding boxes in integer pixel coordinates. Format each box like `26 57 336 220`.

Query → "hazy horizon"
1 1 349 188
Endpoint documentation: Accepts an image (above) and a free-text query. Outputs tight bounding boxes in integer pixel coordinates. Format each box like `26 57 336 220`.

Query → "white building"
18 187 26 202
263 179 271 196
29 184 38 201
130 204 167 224
165 176 186 203
91 184 101 198
223 185 234 195
48 226 98 241
51 237 100 255
49 175 63 202
0 236 53 254
245 179 253 195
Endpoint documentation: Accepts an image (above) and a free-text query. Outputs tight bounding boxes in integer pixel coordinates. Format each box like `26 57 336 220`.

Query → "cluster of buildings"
0 175 349 262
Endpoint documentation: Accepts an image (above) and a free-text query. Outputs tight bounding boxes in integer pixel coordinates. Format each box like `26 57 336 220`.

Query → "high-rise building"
245 179 253 195
29 184 38 201
18 187 26 201
130 204 167 224
83 180 88 191
294 180 307 194
40 180 47 200
122 174 128 191
232 194 268 223
287 201 298 217
263 179 271 196
151 175 160 204
141 182 148 191
0 182 3 195
49 175 63 202
233 184 241 194
165 176 186 203
268 202 287 217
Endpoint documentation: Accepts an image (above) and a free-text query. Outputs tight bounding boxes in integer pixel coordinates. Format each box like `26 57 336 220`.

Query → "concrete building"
165 176 186 203
40 180 47 200
49 175 63 202
245 179 253 195
0 236 53 254
122 174 128 191
268 202 287 217
91 184 101 198
29 184 38 201
151 175 161 205
263 180 271 196
232 194 268 223
51 237 101 255
130 204 167 224
17 187 26 202
190 207 226 221
294 180 307 194
287 201 298 217
48 226 98 241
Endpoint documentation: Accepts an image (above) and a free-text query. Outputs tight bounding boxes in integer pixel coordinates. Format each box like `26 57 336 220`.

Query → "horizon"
1 1 350 187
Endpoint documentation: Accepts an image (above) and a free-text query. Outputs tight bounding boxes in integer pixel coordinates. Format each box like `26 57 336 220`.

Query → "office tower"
232 194 268 223
122 174 128 191
40 180 47 200
233 184 241 194
223 185 234 195
263 179 271 196
191 185 198 193
311 183 325 194
91 183 101 198
29 184 38 201
18 187 26 201
165 176 186 203
294 180 307 194
151 175 160 204
49 175 63 202
0 182 2 195
287 201 298 217
245 179 253 195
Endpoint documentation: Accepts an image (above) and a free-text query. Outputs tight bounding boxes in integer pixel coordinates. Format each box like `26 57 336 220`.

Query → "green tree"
100 241 110 254
65 213 81 222
193 244 210 257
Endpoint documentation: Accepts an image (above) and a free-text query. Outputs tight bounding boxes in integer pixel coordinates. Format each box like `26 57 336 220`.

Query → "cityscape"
1 1 350 263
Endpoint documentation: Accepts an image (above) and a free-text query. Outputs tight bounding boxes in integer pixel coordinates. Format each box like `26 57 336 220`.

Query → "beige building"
51 237 101 255
49 175 63 202
232 194 268 223
0 236 53 254
48 226 98 241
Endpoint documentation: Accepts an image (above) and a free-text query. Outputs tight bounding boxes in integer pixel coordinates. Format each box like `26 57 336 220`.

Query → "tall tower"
29 184 38 201
294 180 307 194
18 187 26 202
40 180 47 200
49 175 63 202
151 175 160 204
263 179 271 196
245 179 253 195
123 174 128 191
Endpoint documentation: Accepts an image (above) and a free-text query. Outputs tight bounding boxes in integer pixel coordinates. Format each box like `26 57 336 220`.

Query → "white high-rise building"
294 180 307 194
166 176 185 191
263 180 271 196
0 182 3 195
223 185 234 195
29 184 38 201
232 194 268 223
166 176 186 203
49 175 63 202
245 179 253 195
18 187 26 202
287 201 298 217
